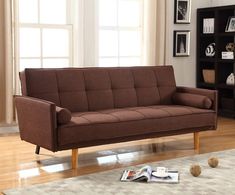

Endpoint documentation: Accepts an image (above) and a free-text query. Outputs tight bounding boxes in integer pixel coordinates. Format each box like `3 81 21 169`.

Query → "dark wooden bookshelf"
197 82 216 88
197 5 235 117
200 33 215 37
217 83 235 89
218 32 235 36
199 58 216 62
217 59 235 63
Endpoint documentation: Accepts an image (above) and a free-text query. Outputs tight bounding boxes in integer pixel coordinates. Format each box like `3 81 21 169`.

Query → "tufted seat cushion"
58 105 215 147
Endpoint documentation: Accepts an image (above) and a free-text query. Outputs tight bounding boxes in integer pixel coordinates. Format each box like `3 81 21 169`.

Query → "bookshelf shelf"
197 5 235 117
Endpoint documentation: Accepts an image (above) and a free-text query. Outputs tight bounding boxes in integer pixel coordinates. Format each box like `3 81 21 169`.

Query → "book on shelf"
203 18 214 34
120 165 179 183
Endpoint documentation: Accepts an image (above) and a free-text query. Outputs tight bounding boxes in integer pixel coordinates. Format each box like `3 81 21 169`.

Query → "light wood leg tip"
71 149 78 169
194 132 200 152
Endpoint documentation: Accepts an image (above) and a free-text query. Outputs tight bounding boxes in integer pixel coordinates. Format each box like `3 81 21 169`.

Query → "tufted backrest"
20 66 176 112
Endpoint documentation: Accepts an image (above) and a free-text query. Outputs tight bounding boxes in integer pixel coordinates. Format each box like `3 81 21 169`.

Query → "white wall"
169 0 235 87
167 0 213 87
211 0 235 7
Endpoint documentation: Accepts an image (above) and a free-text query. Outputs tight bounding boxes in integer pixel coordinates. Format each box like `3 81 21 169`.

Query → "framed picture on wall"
225 16 235 32
174 0 191 24
173 31 190 57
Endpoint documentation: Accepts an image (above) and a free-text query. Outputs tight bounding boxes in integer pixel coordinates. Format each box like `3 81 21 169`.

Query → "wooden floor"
0 117 235 193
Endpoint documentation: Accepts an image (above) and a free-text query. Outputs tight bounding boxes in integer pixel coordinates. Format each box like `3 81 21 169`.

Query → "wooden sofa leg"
35 146 40 154
72 149 78 169
194 132 200 151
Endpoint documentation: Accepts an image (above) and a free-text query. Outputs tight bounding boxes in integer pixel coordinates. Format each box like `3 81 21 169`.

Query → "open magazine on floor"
120 165 179 183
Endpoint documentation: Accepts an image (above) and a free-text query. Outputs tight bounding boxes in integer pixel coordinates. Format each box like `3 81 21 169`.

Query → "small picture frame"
225 16 235 32
173 31 190 57
203 18 215 34
174 0 191 24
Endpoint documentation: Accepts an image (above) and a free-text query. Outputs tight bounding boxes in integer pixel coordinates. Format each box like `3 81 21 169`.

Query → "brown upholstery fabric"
21 66 176 112
109 69 137 108
176 86 218 112
109 69 134 88
176 86 218 130
172 92 212 109
154 67 176 104
58 105 215 146
16 66 217 152
56 69 88 112
56 106 72 124
132 68 160 106
113 89 137 108
84 69 114 110
24 69 60 105
19 71 28 95
15 96 57 151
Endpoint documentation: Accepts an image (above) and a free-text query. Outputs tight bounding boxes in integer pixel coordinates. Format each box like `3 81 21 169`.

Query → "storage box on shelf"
202 69 215 84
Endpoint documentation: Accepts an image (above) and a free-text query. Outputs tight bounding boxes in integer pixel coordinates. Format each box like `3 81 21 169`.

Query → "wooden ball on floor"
208 157 219 168
190 164 201 177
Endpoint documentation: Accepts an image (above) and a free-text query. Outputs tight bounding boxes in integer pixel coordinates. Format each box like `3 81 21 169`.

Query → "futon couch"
15 66 218 169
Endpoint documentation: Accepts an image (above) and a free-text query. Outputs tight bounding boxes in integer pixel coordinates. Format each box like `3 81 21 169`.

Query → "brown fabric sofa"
15 66 218 169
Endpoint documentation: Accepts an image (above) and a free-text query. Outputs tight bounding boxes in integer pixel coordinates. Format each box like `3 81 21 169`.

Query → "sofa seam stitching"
128 108 147 119
55 70 61 106
130 69 138 106
82 71 90 111
65 111 215 127
153 68 162 104
107 70 115 109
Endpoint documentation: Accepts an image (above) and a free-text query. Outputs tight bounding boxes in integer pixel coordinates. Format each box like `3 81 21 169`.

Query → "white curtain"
78 0 169 67
1 0 20 124
83 0 99 67
4 0 15 124
143 0 169 66
75 0 98 67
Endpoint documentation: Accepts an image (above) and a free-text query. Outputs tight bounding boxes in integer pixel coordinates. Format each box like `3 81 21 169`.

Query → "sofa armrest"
176 86 218 112
56 106 72 125
15 96 57 152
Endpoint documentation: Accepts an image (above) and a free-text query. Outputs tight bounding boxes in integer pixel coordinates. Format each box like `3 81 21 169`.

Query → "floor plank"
0 117 235 193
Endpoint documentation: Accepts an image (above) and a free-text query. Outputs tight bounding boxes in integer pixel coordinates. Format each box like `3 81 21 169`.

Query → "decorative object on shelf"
225 16 235 32
203 18 215 34
221 43 235 59
225 43 235 52
221 51 234 59
190 164 201 177
174 0 191 24
202 69 215 84
208 157 219 168
226 73 235 85
205 43 215 57
173 30 190 57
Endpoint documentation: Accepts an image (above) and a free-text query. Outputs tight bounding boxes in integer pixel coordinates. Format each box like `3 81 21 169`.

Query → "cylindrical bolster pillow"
56 106 72 124
172 92 212 109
